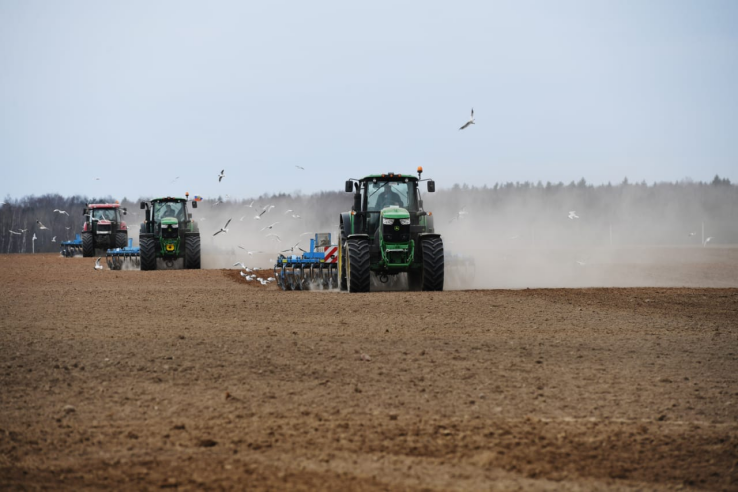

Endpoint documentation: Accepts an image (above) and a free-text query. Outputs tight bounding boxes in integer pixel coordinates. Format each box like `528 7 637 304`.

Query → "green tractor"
138 195 201 270
338 167 444 292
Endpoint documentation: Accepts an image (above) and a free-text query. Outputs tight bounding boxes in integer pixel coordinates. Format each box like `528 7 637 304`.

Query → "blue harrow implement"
273 233 339 291
60 234 83 257
105 238 141 270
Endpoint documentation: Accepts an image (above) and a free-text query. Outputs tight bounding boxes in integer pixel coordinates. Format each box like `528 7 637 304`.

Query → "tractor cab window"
366 180 417 211
154 202 184 222
92 209 117 221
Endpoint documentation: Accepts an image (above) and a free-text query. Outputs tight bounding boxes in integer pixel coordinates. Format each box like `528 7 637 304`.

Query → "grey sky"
1 0 736 201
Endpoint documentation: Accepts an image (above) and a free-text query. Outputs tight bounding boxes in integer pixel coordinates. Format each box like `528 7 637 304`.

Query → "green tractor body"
338 170 444 292
138 196 201 270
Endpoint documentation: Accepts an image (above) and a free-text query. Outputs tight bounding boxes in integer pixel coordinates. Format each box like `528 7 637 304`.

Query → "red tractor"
81 203 129 257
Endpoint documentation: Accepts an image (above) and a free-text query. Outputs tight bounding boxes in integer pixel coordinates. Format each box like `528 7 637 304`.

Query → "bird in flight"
51 236 57 242
266 233 281 242
284 209 293 215
704 237 714 245
568 211 580 220
53 209 69 216
171 176 180 184
94 257 103 270
233 262 247 269
688 232 696 237
8 230 20 235
295 165 305 171
260 222 279 232
36 220 49 230
213 218 232 236
94 177 101 181
292 214 301 219
459 108 475 130
281 241 304 253
218 169 225 182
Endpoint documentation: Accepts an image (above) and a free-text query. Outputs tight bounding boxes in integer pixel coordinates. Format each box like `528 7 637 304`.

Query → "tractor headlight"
399 218 411 225
382 218 394 225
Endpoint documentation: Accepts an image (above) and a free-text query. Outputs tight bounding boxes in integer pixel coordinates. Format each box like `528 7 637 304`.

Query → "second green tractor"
338 168 444 292
139 196 201 270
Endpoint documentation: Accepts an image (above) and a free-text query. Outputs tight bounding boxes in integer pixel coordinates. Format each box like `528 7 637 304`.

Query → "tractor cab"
140 196 197 237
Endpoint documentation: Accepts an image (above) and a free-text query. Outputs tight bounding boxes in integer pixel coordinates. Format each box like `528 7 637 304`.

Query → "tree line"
1 175 735 254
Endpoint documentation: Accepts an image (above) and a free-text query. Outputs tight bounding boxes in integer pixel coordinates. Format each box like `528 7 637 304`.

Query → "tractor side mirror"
427 180 436 192
140 202 146 209
191 201 197 208
345 180 353 193
122 208 127 215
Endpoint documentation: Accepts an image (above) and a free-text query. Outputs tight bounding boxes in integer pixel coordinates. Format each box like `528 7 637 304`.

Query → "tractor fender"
140 233 154 239
347 234 370 241
418 233 441 241
339 212 353 238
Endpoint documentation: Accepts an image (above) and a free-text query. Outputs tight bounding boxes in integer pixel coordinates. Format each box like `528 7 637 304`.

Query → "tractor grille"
96 223 111 233
383 220 410 243
161 224 178 239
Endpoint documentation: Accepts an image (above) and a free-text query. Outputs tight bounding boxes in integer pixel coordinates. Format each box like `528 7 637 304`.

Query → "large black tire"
420 238 444 291
82 232 94 257
346 238 370 293
115 231 128 249
184 235 201 269
339 240 348 291
140 237 157 271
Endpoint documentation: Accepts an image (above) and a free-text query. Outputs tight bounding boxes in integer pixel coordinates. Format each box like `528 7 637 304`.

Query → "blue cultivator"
105 238 141 270
60 234 83 257
273 233 339 291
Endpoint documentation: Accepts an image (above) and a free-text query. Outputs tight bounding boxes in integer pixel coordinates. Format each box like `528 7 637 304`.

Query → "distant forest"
1 176 736 254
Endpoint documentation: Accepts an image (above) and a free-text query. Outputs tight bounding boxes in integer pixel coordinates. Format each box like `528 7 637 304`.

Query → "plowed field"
1 253 737 491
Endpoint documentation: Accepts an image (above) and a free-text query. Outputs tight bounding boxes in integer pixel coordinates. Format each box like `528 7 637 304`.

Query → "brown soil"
0 253 737 491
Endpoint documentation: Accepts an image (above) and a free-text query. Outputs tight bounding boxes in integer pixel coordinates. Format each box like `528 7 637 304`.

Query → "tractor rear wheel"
184 235 201 269
347 238 370 293
140 237 157 271
421 238 444 291
115 231 128 249
82 232 94 257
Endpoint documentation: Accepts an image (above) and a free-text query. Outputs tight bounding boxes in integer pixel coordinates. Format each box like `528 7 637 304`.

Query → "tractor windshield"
92 209 118 222
366 180 417 211
154 202 185 223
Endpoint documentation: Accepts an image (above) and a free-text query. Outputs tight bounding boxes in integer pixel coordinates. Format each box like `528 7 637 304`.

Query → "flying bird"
53 209 69 216
292 214 301 219
295 165 305 170
8 230 20 235
213 218 232 236
218 169 225 182
94 257 103 270
233 262 247 269
459 108 475 130
94 177 101 181
32 233 37 241
260 222 279 231
688 232 696 237
281 241 304 253
284 209 293 215
51 236 57 242
171 176 179 184
568 211 580 220
704 237 714 245
36 220 49 230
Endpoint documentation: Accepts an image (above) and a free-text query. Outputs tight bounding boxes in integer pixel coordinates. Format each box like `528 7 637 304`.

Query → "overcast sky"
1 0 736 201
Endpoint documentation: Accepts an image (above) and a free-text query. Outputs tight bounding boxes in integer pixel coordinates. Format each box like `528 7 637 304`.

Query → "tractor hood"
161 217 179 226
380 206 410 220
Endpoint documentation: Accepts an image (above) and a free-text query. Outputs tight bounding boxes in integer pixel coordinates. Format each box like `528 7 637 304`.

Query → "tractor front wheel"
184 235 201 269
347 238 370 293
82 232 94 257
115 231 128 249
420 238 444 291
140 237 157 271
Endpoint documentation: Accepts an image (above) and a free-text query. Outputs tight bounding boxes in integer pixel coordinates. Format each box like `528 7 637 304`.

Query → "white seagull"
8 230 20 235
284 209 293 215
260 222 279 232
292 214 301 219
459 108 475 130
51 236 57 242
704 237 714 246
233 262 247 269
213 218 232 236
94 257 103 270
568 211 580 220
295 165 305 171
53 209 70 216
36 220 49 230
218 169 225 182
